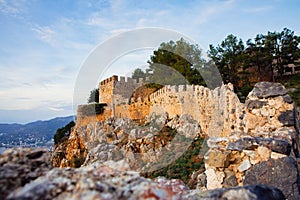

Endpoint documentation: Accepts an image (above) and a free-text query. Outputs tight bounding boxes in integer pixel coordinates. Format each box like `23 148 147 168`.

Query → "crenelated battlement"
99 75 118 85
99 75 147 87
148 84 211 102
98 75 149 106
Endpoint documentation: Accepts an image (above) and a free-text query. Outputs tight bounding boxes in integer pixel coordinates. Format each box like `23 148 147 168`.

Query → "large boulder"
249 82 288 98
184 185 285 200
0 148 52 199
244 157 300 200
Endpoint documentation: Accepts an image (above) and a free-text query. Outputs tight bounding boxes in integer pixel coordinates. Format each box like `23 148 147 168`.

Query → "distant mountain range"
0 116 75 152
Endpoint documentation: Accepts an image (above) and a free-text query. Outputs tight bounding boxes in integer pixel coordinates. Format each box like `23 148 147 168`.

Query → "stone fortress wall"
147 84 244 137
78 75 296 141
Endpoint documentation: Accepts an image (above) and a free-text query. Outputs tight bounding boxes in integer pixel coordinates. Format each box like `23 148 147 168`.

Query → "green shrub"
145 83 163 91
141 137 206 185
54 121 75 145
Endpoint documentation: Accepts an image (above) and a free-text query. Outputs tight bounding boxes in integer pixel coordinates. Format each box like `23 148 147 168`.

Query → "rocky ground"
1 148 285 200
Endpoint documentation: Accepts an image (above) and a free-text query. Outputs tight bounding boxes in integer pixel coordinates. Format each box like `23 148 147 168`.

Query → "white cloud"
243 6 273 13
86 13 109 26
109 28 131 35
32 25 57 46
0 0 21 14
48 107 65 112
193 0 237 25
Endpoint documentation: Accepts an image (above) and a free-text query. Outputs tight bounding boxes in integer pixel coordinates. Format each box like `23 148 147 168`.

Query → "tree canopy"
87 88 99 103
208 27 300 101
147 38 206 85
54 121 75 145
208 34 246 87
132 68 146 79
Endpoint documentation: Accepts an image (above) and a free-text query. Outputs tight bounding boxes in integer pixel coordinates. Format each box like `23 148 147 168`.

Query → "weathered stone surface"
250 82 288 98
278 110 295 126
227 137 291 155
246 100 267 110
205 168 225 190
223 169 238 188
183 185 285 200
238 158 251 172
283 94 293 104
7 162 187 200
244 157 300 200
204 149 230 168
271 152 287 159
0 148 52 200
154 176 189 194
83 143 123 166
257 146 271 161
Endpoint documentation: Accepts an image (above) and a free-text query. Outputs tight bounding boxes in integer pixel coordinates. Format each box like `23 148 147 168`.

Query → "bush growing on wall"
54 121 76 144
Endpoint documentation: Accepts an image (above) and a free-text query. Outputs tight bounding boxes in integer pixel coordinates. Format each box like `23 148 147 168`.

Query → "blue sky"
0 0 299 123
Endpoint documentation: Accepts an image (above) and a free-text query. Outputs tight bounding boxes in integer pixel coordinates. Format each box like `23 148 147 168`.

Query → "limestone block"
223 168 238 188
204 149 230 168
260 107 269 117
244 157 300 200
271 152 287 159
257 146 271 161
249 82 288 98
243 150 259 165
238 158 251 172
205 168 225 190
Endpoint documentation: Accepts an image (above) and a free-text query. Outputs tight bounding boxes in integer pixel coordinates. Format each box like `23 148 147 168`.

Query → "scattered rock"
204 149 230 168
246 100 267 110
271 152 287 159
0 148 52 200
278 110 295 126
183 185 285 200
227 137 291 155
205 168 225 190
238 158 251 172
244 157 300 200
250 82 288 98
283 94 293 104
223 169 238 188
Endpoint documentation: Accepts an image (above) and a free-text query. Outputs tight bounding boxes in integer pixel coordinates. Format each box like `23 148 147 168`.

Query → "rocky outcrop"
1 149 285 200
184 185 285 200
244 157 300 200
0 148 52 199
51 113 203 171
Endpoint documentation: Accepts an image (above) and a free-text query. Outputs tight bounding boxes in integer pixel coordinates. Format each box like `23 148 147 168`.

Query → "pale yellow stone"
205 168 225 190
238 158 251 172
260 107 269 117
268 99 276 106
257 146 271 161
242 150 258 165
269 108 276 117
271 152 287 159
